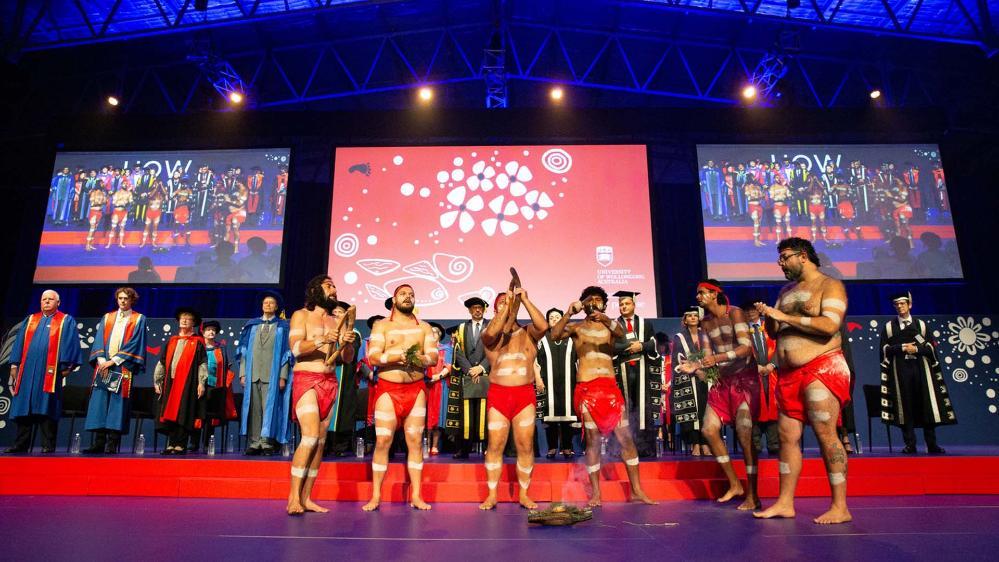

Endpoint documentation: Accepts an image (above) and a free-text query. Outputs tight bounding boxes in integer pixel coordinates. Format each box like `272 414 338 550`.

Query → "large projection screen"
329 145 657 318
35 148 290 284
696 144 962 281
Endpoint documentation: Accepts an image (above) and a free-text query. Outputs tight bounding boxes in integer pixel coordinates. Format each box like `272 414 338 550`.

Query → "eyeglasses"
777 251 801 264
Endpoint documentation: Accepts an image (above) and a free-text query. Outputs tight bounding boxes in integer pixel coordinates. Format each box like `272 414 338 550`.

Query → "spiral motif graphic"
541 148 572 174
334 233 360 258
433 253 474 283
952 368 968 383
0 396 10 416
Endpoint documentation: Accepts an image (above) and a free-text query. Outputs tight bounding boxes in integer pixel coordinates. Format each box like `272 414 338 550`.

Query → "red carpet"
3 455 997 502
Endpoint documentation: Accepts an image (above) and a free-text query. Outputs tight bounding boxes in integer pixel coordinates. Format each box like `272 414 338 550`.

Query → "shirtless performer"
753 237 852 524
363 284 438 511
479 278 548 510
806 177 829 243
287 275 355 515
171 184 193 249
678 279 760 510
225 183 248 253
551 286 656 507
84 188 108 251
770 178 792 242
139 180 166 249
105 188 133 249
745 180 766 247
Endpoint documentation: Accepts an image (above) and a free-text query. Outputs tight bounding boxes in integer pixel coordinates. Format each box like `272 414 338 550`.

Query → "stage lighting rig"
188 50 247 106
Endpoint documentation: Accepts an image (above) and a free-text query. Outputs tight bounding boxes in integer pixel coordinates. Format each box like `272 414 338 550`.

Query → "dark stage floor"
3 494 998 561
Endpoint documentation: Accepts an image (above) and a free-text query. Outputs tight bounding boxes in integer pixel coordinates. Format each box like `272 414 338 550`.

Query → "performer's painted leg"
151 219 161 248
754 413 803 519
288 389 321 515
105 218 118 249
734 402 760 510
512 406 537 509
298 408 333 514
700 406 744 503
805 382 851 524
403 391 430 510
612 411 657 505
363 393 397 511
140 220 151 247
579 405 603 507
479 408 509 510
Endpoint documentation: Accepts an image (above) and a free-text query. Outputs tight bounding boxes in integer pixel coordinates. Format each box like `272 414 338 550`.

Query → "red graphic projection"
329 145 657 319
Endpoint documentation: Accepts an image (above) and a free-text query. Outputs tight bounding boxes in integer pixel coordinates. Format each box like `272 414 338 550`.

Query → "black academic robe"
879 317 957 429
670 330 709 431
614 315 662 430
156 336 207 434
536 334 577 422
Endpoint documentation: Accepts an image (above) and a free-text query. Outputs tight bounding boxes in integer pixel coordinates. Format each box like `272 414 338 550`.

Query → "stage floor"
2 494 998 561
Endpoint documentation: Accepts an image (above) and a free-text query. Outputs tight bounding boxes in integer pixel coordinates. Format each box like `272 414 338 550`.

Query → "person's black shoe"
901 445 917 454
161 448 175 455
82 444 105 454
260 447 277 456
928 446 947 455
546 449 557 459
3 446 29 454
244 447 261 456
105 440 121 454
767 448 780 456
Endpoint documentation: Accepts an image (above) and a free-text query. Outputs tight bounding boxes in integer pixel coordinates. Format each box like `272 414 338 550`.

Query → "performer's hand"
440 366 449 377
340 331 356 344
536 379 546 393
701 354 717 368
626 342 643 354
757 365 769 375
279 379 287 391
154 384 161 395
197 384 205 398
754 302 769 316
588 311 611 325
568 301 583 315
678 362 698 374
240 375 246 387
513 287 527 301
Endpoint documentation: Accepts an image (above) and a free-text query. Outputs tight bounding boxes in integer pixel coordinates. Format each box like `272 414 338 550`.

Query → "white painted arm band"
725 351 737 360
800 317 812 327
822 311 842 325
821 298 847 311
289 329 305 337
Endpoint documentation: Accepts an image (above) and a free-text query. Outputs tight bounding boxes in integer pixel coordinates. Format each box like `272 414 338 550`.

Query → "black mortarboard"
890 291 912 304
258 290 284 311
366 315 385 329
463 297 488 308
384 297 393 311
201 320 221 332
174 307 202 326
613 291 640 299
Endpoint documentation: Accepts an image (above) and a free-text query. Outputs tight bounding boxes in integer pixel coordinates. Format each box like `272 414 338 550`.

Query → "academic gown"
879 318 957 429
669 330 708 431
236 318 295 444
84 311 147 433
9 312 82 420
536 334 577 422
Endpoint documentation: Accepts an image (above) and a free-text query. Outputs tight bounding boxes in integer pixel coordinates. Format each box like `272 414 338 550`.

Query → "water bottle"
355 436 365 458
600 436 608 457
225 434 235 454
853 433 863 455
422 435 429 459
281 442 291 457
656 435 664 458
70 433 81 455
135 434 145 456
207 435 216 456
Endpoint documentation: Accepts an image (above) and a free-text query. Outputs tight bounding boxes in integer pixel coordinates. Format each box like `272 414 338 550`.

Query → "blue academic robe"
50 173 75 223
84 311 147 433
236 318 294 443
9 312 82 420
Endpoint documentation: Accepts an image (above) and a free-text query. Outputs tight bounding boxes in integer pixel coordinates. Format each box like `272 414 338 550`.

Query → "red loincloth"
573 377 625 435
291 370 338 422
487 383 536 421
777 349 852 425
373 378 425 421
707 366 760 424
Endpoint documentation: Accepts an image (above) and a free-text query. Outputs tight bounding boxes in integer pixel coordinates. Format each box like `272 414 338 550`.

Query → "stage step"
2 456 998 502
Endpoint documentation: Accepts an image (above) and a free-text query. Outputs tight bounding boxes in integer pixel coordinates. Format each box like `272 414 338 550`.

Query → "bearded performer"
154 308 207 455
771 178 793 242
670 306 709 456
536 307 578 459
139 180 167 249
171 183 194 249
806 176 829 243
105 188 133 249
612 290 662 458
225 183 249 253
745 181 767 246
84 188 108 251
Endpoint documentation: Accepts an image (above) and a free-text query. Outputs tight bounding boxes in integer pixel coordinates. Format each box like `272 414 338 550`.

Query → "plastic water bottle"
656 435 664 458
600 436 608 457
135 434 145 456
854 433 863 455
281 443 291 457
225 434 235 454
355 436 365 458
207 435 216 456
70 433 81 455
422 435 429 459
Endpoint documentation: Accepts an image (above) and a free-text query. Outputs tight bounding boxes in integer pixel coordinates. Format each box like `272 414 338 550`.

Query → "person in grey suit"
452 297 491 459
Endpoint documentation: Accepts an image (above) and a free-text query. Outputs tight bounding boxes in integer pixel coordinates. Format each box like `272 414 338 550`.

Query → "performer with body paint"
551 286 656 507
677 280 760 510
478 279 548 510
363 284 438 512
754 237 852 524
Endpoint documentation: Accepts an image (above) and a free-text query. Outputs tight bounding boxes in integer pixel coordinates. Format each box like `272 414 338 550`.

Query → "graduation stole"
443 324 466 433
206 347 227 387
161 335 202 422
102 311 142 362
16 311 67 395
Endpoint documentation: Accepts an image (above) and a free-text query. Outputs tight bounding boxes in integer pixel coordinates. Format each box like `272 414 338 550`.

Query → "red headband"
697 282 723 294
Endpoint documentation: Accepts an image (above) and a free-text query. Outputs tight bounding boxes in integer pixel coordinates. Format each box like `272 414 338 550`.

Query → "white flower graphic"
466 161 496 192
440 186 484 234
502 160 533 196
520 190 554 220
481 195 520 236
947 316 990 356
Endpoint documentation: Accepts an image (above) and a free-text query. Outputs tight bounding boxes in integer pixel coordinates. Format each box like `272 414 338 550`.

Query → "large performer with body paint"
551 286 656 508
363 284 438 511
478 283 548 510
678 280 760 510
753 237 852 524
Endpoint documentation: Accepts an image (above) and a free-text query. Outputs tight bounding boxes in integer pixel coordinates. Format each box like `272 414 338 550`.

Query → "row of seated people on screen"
123 239 282 283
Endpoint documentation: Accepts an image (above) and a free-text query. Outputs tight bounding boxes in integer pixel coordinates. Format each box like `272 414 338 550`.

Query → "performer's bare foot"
361 498 380 512
479 494 498 510
518 492 538 509
737 496 762 511
717 483 744 503
410 497 432 510
630 489 658 505
303 500 328 513
286 501 305 516
587 494 602 508
813 506 852 525
753 501 796 519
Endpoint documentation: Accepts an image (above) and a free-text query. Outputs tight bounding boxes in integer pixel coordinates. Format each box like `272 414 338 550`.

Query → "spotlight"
418 87 433 102
550 86 564 101
229 91 244 104
106 96 120 107
741 85 757 100
870 89 882 100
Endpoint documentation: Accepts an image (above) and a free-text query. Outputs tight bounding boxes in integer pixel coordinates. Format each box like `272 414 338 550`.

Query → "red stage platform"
3 454 998 502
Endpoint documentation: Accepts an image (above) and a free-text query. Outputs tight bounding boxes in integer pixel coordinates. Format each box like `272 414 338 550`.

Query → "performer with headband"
363 284 438 511
478 272 548 510
551 286 656 507
678 279 760 510
286 276 346 515
753 237 852 524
